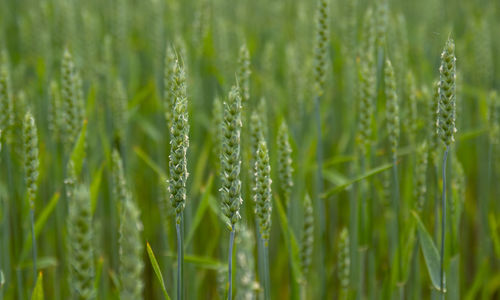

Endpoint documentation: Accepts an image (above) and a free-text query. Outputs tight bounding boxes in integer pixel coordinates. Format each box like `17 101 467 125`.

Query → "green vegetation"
0 0 499 299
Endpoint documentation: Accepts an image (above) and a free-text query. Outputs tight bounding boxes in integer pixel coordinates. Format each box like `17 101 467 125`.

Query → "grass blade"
146 242 171 300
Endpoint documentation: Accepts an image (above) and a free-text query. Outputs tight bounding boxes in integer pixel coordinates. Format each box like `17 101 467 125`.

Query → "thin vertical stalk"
440 147 449 298
176 218 184 300
313 95 326 297
228 225 235 300
262 242 271 300
30 209 37 284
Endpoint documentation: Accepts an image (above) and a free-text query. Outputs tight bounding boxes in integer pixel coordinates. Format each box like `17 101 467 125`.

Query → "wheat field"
0 0 499 299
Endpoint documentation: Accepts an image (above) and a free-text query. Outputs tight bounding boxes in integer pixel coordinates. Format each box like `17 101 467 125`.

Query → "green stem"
262 241 271 300
440 147 450 298
30 209 37 285
313 95 326 298
391 156 401 286
176 217 184 300
228 225 235 300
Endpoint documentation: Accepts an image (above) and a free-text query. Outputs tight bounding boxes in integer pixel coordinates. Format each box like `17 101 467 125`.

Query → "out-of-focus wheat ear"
61 48 81 152
313 0 329 97
111 79 127 148
48 80 62 142
23 111 40 281
211 96 223 173
375 0 388 48
405 70 418 144
112 150 144 300
487 91 499 145
277 121 293 205
66 184 95 300
237 43 251 105
236 224 258 299
300 194 314 278
415 142 428 212
384 59 400 160
338 228 350 300
163 44 176 128
0 50 14 145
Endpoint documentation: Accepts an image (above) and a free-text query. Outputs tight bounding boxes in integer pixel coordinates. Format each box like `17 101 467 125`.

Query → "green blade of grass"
184 174 214 248
147 242 171 300
70 119 88 176
90 163 104 215
274 194 304 289
19 192 60 263
321 163 392 198
31 272 43 300
133 146 168 180
412 211 444 292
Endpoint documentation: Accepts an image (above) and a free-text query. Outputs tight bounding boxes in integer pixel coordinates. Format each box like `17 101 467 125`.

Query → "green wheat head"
277 121 293 203
61 48 83 150
300 194 314 276
169 58 189 224
237 43 251 105
48 80 62 141
163 44 176 127
113 150 144 300
385 59 400 158
220 86 243 226
338 228 350 294
313 0 329 97
0 51 14 143
438 38 457 147
253 140 272 243
23 111 39 210
415 142 428 212
66 182 95 300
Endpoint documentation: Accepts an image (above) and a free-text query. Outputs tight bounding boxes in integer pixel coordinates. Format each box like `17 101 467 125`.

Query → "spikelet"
0 50 14 143
220 86 243 226
277 121 293 203
415 142 428 212
23 112 39 210
163 45 176 127
237 44 251 105
168 59 189 225
313 0 329 97
338 228 350 294
66 183 95 300
300 194 314 276
385 59 400 158
253 140 272 242
438 38 457 147
488 91 499 145
112 150 144 300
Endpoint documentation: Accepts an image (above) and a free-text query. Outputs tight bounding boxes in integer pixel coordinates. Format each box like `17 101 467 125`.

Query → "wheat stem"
440 146 449 298
176 220 183 300
228 225 235 300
